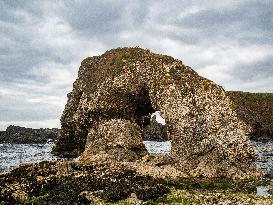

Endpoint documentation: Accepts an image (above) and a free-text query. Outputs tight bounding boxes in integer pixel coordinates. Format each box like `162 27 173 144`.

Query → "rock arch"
53 47 258 178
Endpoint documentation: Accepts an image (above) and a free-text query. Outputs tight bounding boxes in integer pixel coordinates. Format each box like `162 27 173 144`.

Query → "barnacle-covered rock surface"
52 47 258 179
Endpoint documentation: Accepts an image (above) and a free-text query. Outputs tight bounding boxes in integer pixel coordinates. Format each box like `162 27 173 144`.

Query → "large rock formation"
53 47 258 178
0 125 59 144
227 91 273 141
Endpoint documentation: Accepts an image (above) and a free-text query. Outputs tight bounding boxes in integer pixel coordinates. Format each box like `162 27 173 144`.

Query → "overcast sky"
0 0 273 130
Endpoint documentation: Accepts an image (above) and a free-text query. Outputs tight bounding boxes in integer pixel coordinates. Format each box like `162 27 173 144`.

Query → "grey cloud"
0 88 65 123
59 0 149 37
63 1 122 34
173 1 273 44
0 0 272 130
0 106 60 121
234 57 273 81
1 0 43 17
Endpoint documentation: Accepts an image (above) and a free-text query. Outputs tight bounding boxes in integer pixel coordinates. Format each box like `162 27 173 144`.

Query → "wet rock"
53 47 258 179
0 160 171 204
159 189 273 205
0 125 59 144
268 188 273 196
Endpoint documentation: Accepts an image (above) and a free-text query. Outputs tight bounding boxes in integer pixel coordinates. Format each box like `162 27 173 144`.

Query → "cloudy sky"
1 0 273 130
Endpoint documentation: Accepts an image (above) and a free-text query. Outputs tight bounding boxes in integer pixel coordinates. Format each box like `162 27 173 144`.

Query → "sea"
0 142 59 173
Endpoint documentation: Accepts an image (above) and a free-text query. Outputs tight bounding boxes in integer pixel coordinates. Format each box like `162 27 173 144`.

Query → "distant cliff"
227 91 273 140
0 125 59 144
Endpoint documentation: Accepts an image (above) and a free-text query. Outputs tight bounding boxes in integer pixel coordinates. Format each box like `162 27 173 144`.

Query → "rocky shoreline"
1 159 272 205
0 125 59 144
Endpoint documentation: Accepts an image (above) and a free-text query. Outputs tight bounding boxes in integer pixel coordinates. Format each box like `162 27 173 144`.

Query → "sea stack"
53 47 258 179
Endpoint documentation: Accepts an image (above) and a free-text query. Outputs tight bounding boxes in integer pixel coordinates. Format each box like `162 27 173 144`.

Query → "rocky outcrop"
227 91 273 141
53 47 257 179
0 125 59 144
0 160 268 205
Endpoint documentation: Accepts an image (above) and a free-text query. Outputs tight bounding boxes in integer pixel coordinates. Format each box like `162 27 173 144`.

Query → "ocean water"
252 141 273 175
0 142 59 173
143 140 171 154
0 141 171 173
252 141 273 196
0 141 269 173
0 140 273 197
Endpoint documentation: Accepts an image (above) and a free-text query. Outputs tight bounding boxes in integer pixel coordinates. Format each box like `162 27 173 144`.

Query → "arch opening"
128 86 171 154
142 111 171 154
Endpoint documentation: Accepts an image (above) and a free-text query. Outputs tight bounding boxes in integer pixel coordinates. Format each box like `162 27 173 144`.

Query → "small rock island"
1 47 273 205
0 125 59 144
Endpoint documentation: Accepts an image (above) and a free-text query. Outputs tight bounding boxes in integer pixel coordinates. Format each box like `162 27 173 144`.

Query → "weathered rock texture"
227 91 273 141
0 160 266 205
0 125 59 144
53 47 257 178
81 119 148 162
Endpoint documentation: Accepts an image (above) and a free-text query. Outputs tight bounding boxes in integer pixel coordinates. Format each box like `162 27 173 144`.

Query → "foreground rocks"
227 91 273 141
52 47 258 179
0 125 59 144
154 189 273 205
0 160 271 205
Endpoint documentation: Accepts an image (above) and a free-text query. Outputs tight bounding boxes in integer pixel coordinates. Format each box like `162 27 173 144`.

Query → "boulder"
80 119 148 163
53 47 258 178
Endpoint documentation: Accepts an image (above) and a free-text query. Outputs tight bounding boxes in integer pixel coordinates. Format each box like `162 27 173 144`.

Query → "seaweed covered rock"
227 91 273 141
53 47 258 178
0 160 267 205
0 161 170 204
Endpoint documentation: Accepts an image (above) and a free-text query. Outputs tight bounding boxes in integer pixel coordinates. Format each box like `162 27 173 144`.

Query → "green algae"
20 193 50 205
108 187 273 205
